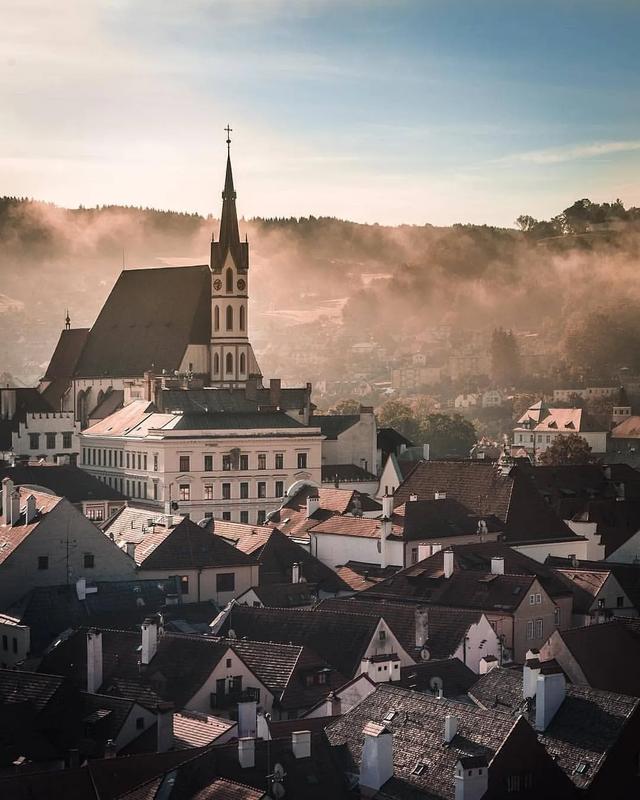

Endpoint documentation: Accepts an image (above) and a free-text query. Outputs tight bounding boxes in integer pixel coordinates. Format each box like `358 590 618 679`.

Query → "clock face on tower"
213 279 222 291
237 278 246 292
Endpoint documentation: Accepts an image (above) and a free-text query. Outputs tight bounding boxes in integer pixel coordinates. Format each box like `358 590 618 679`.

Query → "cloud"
500 140 640 165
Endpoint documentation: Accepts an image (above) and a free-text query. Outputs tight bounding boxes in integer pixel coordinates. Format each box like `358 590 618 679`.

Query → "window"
204 455 213 471
535 593 542 604
153 454 158 471
257 453 267 470
29 433 40 450
240 482 249 499
179 456 190 472
226 658 232 668
223 455 232 471
257 481 266 499
214 305 220 331
62 432 73 449
226 305 233 331
535 619 543 639
179 484 191 501
617 596 624 608
411 547 419 564
554 607 561 627
240 511 249 523
297 453 307 469
204 512 213 519
84 554 95 569
275 480 284 498
225 267 233 293
153 483 158 500
126 453 130 469
137 453 142 470
257 510 266 524
240 454 249 470
506 775 521 792
45 432 56 449
143 454 147 470
597 598 606 609
526 620 534 640
204 484 214 500
529 594 535 605
240 352 246 373
275 453 284 470
38 556 49 570
222 511 231 521
222 483 231 500
239 305 246 330
119 450 123 467
225 352 233 373
217 573 235 593
214 353 220 374
379 630 386 642
86 506 104 521
180 576 189 595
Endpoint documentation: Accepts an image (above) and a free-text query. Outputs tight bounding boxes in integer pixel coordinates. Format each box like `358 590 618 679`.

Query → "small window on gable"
226 268 233 293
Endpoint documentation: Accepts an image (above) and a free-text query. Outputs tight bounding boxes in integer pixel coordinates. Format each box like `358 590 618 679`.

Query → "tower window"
214 306 220 331
226 268 233 293
214 353 220 374
226 353 233 374
240 353 246 374
240 305 246 331
226 305 233 331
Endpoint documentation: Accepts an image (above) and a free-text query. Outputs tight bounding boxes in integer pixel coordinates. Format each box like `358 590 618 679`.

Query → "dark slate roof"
394 460 578 544
554 618 640 696
377 427 414 451
0 465 125 502
170 410 307 431
245 582 317 607
312 414 360 439
159 387 311 415
469 666 640 790
221 604 380 677
326 683 531 799
43 328 90 380
74 265 211 378
321 463 378 483
401 497 504 541
0 669 64 713
316 597 483 661
399 658 477 697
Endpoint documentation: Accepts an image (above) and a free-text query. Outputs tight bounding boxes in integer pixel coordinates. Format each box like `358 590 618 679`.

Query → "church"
40 136 269 428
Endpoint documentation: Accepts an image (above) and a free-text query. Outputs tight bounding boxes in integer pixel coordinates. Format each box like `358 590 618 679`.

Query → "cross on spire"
225 124 232 153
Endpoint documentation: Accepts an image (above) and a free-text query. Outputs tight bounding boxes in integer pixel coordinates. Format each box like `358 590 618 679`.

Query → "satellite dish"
227 628 236 639
429 676 443 691
420 647 430 661
273 763 285 780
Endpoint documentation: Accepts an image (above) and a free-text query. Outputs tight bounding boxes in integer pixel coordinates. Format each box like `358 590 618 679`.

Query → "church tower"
210 128 261 386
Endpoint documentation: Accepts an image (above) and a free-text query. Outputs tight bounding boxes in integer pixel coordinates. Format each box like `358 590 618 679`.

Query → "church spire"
211 126 248 271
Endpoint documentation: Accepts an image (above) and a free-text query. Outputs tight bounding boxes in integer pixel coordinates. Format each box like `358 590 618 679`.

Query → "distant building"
454 393 479 410
513 400 608 458
553 386 618 403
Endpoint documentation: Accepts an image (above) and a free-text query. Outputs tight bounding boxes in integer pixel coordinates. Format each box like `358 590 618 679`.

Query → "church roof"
74 265 211 379
43 328 90 380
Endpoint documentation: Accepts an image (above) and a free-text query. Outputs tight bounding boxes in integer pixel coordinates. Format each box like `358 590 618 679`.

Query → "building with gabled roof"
513 400 608 458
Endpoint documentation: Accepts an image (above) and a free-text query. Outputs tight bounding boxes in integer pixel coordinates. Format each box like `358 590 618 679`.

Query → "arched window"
226 305 233 331
240 353 246 374
226 268 233 293
214 306 220 331
214 353 220 374
225 353 233 374
239 305 245 331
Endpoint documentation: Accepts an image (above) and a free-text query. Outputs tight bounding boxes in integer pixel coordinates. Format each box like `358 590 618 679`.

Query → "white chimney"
535 668 566 731
24 494 37 524
292 562 301 584
444 714 458 743
306 495 320 518
6 488 20 527
141 616 159 665
360 722 393 794
409 493 418 502
523 657 541 699
454 757 488 800
382 493 393 519
423 444 430 460
76 577 87 601
86 629 103 693
434 490 447 500
444 549 454 579
156 702 174 752
292 730 312 759
238 700 258 738
479 655 499 675
1 477 12 524
415 606 429 649
490 556 504 575
238 737 255 769
379 518 391 569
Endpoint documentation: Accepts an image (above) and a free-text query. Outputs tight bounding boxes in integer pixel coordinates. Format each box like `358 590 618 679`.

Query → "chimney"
490 556 504 575
415 606 429 649
444 714 458 743
409 493 418 502
292 730 312 759
326 690 341 716
382 493 393 519
156 702 174 752
86 629 103 693
24 494 37 524
269 378 281 408
360 722 393 795
423 444 430 461
444 549 454 579
454 757 488 800
104 739 116 759
238 699 258 738
126 541 136 559
76 577 87 601
1 477 12 524
306 494 320 519
535 667 566 731
479 655 499 675
523 657 541 699
141 616 159 665
238 737 255 769
292 562 301 584
434 490 447 500
380 518 391 569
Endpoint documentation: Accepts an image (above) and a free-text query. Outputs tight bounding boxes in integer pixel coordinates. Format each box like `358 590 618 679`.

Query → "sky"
2 0 640 226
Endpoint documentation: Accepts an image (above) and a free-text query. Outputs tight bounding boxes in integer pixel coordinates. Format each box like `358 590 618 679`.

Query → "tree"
539 434 592 465
419 413 477 458
490 328 521 386
515 214 538 232
329 399 360 415
377 400 420 442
